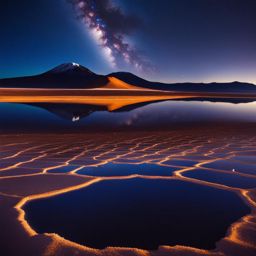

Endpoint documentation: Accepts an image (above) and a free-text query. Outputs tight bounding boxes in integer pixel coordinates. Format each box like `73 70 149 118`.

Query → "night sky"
0 0 256 83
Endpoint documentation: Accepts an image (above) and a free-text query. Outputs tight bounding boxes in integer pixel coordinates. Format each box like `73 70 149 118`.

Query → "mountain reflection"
1 99 256 133
29 97 256 122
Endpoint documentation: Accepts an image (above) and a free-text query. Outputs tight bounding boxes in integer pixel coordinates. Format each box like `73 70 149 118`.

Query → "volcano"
0 63 108 89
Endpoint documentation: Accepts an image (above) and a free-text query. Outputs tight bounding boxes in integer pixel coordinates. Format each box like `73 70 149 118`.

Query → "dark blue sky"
1 0 256 83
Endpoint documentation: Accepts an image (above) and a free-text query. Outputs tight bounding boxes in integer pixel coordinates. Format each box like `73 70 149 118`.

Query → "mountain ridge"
0 63 255 92
109 71 256 92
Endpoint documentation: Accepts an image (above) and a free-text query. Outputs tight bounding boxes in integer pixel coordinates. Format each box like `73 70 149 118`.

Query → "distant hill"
0 63 256 93
109 72 256 93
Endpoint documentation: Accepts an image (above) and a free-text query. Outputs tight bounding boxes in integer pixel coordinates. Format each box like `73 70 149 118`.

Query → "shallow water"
24 178 250 250
1 100 256 132
184 169 256 188
203 160 256 175
1 100 256 253
77 163 178 176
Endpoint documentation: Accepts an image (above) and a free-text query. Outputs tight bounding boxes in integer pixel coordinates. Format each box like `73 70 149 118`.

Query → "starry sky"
0 0 256 83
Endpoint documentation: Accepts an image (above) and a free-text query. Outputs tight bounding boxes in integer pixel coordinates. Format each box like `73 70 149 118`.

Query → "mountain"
0 63 108 89
108 72 256 93
0 63 256 93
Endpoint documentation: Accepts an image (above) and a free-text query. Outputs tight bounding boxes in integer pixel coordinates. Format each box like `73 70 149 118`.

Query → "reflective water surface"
24 178 250 250
1 100 256 132
1 99 256 255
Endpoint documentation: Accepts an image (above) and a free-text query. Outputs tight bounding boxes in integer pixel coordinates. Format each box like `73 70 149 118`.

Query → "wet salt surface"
25 178 250 250
1 100 256 253
47 165 80 173
77 163 179 177
161 159 199 167
184 169 256 188
203 160 256 175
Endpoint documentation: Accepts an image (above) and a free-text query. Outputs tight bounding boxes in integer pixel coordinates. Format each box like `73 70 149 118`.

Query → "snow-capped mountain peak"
45 63 94 75
72 62 80 67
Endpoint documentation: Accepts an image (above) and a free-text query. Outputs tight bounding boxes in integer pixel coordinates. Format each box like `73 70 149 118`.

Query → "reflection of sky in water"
0 100 256 132
24 178 250 250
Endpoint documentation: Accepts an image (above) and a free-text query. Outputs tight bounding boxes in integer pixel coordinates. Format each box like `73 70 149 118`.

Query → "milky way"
67 0 152 72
